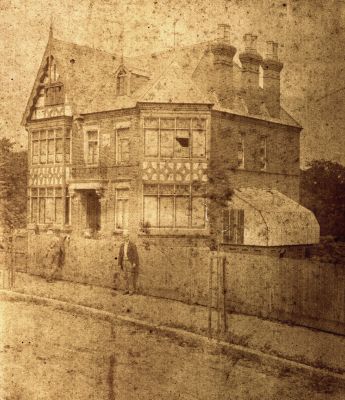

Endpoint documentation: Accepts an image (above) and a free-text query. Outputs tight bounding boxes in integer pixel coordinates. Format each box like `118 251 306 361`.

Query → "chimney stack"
210 24 237 107
262 41 283 118
239 33 263 92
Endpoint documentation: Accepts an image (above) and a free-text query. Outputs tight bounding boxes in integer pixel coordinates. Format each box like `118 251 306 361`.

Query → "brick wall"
211 112 300 201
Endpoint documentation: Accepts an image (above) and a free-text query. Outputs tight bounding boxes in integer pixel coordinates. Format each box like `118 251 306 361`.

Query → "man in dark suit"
118 230 139 295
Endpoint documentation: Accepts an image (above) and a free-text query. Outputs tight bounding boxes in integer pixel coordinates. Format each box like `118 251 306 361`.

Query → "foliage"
0 138 27 230
300 159 345 239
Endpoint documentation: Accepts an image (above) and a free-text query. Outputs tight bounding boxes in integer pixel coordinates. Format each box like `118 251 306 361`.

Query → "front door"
86 190 101 231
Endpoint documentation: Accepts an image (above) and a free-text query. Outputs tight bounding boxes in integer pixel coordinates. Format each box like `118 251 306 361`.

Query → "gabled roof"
22 35 301 129
138 61 212 104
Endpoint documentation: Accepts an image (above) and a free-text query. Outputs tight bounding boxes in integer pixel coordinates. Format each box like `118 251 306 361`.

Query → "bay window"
30 187 69 225
143 184 206 229
144 117 206 158
31 128 71 165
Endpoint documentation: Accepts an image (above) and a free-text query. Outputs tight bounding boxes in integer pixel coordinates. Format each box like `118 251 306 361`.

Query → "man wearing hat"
118 230 139 295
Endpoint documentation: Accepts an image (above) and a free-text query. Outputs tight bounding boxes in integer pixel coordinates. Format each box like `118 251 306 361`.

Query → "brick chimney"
210 24 237 107
262 41 283 118
239 34 263 113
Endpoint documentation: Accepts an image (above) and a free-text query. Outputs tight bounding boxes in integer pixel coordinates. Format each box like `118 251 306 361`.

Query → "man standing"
45 229 67 283
118 230 139 295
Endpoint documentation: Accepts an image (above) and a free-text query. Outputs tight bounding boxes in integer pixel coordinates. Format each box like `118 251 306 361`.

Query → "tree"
0 138 27 230
300 160 345 239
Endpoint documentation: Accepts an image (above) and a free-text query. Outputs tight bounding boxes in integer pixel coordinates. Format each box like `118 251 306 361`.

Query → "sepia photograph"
0 0 345 398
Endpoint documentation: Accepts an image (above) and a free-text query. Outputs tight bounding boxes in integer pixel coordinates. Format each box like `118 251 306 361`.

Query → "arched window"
116 69 127 96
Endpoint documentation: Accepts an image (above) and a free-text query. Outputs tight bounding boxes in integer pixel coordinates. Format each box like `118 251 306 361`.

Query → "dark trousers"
123 260 136 294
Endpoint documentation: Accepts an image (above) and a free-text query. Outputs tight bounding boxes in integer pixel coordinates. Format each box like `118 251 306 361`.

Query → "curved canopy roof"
228 188 320 246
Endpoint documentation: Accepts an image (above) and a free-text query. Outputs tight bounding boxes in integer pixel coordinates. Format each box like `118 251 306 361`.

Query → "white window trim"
83 125 100 166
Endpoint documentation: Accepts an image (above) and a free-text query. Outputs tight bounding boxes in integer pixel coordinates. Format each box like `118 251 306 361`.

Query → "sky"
1 0 345 166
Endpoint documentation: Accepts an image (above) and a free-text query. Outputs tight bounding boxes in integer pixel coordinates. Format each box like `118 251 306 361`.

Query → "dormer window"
116 69 127 96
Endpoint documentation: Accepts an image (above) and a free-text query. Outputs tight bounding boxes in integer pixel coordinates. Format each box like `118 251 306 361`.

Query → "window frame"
84 127 100 165
142 184 206 229
115 188 129 230
29 186 65 225
143 117 207 159
30 128 71 166
115 128 130 164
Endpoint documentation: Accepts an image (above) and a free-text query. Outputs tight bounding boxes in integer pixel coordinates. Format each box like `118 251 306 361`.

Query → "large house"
22 24 319 246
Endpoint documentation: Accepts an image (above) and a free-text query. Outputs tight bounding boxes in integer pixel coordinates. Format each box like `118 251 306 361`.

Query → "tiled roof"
22 37 301 128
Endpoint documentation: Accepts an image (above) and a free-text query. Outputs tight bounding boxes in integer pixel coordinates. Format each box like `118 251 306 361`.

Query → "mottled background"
1 0 344 166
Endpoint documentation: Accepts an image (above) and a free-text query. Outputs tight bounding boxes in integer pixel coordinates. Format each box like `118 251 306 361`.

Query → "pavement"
3 271 345 378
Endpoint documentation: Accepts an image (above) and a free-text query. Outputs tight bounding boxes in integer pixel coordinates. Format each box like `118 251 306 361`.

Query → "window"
30 187 64 225
115 189 129 230
31 128 70 165
86 130 99 164
116 69 127 96
237 132 245 169
116 129 130 163
45 84 64 106
143 184 206 229
259 136 267 171
143 117 206 159
223 209 244 244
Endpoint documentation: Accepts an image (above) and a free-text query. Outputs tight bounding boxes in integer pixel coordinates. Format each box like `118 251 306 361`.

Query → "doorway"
85 190 101 232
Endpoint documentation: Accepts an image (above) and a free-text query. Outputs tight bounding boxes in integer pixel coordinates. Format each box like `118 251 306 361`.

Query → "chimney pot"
244 33 258 53
266 41 279 60
217 23 231 43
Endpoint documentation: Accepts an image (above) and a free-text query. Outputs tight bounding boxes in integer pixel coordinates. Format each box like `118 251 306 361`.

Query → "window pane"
144 118 159 128
161 118 175 129
143 196 158 227
31 198 38 223
116 199 129 229
48 129 54 139
119 139 129 162
176 118 190 129
65 197 70 225
159 196 174 227
55 197 63 224
144 129 158 157
45 197 55 223
48 139 55 163
55 129 63 139
192 118 206 130
175 133 190 158
31 131 39 140
175 197 189 227
160 130 173 157
55 138 63 163
40 140 47 163
192 197 205 228
116 199 124 229
192 130 206 157
39 198 45 223
40 130 47 140
88 142 98 164
65 138 71 162
117 189 129 199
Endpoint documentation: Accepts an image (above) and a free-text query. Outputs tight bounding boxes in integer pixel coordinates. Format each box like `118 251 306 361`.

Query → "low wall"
23 232 345 335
